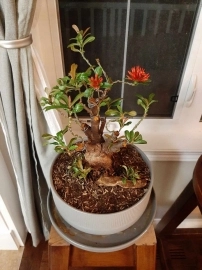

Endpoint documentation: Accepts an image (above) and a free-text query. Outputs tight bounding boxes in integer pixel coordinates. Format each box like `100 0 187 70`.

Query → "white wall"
152 160 202 227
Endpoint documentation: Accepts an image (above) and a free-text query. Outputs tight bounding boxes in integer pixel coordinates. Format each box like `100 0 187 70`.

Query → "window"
58 0 198 118
32 0 202 160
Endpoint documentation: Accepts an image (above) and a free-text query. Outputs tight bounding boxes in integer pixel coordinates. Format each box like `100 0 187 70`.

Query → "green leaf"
70 46 80 52
74 103 84 113
62 126 69 135
84 88 93 97
117 105 122 112
148 93 155 102
42 134 53 140
69 37 78 41
127 111 137 117
121 165 128 172
150 100 158 105
122 178 127 184
105 109 120 117
137 99 146 110
101 97 111 107
102 82 112 89
129 130 135 141
76 72 89 82
56 130 64 140
134 131 140 138
67 137 77 147
76 33 83 42
124 121 132 127
134 139 147 144
69 145 78 151
57 78 65 85
58 85 67 91
40 97 49 106
50 142 58 146
136 94 144 100
71 92 85 105
110 98 122 107
100 101 108 107
62 76 70 83
67 43 80 48
50 88 60 95
94 66 102 76
44 104 68 111
50 91 62 98
83 36 95 46
55 92 66 100
56 95 69 105
85 68 92 76
125 130 131 142
72 167 79 174
54 146 64 153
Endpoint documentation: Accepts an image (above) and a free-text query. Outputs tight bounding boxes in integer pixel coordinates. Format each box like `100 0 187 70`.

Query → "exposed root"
96 176 147 188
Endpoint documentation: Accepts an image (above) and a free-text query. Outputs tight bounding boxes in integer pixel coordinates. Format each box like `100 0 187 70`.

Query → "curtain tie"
0 34 32 49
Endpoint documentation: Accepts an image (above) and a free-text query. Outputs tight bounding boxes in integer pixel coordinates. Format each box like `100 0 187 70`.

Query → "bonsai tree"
40 25 157 189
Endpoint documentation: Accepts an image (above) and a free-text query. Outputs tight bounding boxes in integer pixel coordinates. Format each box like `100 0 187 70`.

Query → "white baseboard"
146 150 201 162
0 231 19 250
154 218 202 229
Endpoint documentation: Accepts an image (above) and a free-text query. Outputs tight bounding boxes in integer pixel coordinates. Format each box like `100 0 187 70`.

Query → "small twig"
131 109 148 131
80 50 95 72
96 59 108 81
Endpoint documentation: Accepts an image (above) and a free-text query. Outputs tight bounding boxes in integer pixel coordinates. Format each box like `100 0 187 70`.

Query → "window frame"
32 0 202 161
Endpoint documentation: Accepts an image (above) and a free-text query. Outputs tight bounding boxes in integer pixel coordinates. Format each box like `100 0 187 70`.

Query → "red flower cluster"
88 74 103 89
127 66 150 83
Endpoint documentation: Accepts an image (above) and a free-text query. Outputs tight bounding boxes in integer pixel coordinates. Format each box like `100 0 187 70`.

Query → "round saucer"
47 189 156 252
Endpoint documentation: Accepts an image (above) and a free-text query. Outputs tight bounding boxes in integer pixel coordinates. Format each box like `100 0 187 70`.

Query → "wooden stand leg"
48 227 70 270
134 225 157 270
48 225 156 270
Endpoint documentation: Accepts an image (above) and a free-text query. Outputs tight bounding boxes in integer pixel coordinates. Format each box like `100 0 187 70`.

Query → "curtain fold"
0 0 54 246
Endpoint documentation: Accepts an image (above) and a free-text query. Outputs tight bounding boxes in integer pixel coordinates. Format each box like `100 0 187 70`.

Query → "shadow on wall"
152 160 196 219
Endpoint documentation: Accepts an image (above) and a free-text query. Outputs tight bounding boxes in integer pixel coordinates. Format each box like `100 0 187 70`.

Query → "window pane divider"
121 0 131 103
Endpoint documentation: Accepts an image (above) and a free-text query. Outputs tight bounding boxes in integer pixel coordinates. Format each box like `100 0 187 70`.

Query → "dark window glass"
58 0 199 117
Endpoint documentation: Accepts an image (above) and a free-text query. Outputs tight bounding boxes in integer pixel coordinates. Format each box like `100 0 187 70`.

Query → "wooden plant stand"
48 225 156 270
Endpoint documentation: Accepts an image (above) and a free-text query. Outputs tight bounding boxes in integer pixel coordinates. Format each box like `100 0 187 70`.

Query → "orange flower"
88 74 103 89
127 66 150 83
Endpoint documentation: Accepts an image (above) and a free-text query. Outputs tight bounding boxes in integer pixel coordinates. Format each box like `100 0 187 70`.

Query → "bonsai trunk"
81 115 105 144
81 115 113 170
79 111 147 189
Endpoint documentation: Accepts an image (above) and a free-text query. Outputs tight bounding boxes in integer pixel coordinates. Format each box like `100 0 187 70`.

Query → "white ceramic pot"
50 146 153 235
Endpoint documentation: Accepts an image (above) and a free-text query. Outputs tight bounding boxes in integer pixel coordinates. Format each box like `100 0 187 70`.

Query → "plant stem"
112 80 136 86
131 108 148 131
96 59 108 81
80 50 95 72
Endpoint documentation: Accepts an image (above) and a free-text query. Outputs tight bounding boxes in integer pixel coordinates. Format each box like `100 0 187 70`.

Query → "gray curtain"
0 0 55 246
